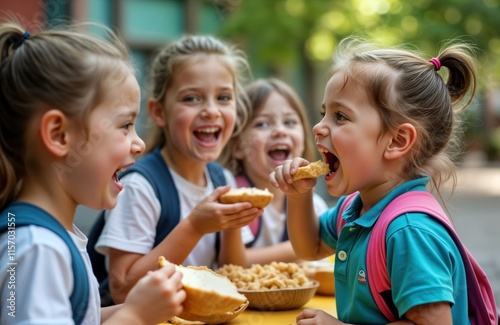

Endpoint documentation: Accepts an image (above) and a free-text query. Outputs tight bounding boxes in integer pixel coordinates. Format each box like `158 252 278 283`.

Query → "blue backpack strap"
206 162 227 260
207 162 227 188
1 203 88 325
119 148 181 247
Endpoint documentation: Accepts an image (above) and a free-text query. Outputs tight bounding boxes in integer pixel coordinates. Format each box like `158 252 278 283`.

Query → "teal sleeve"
386 213 467 317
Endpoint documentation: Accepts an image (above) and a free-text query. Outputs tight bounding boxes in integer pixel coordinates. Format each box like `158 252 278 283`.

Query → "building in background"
0 0 226 139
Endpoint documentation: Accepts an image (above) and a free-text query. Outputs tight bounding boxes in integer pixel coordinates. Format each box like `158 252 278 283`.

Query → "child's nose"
313 121 327 137
132 133 146 155
271 122 287 137
201 101 221 119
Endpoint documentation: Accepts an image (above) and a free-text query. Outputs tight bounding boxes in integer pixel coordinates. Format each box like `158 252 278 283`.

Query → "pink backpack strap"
335 192 358 235
368 191 498 324
235 175 260 237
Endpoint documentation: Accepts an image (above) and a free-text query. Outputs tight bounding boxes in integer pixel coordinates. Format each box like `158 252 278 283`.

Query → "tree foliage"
216 0 500 89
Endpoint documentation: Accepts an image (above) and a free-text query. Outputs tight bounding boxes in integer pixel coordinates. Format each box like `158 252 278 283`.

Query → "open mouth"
319 148 339 177
193 127 221 143
267 144 291 164
112 165 131 191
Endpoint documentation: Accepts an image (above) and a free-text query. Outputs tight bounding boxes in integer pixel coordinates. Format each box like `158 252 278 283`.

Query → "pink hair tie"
429 57 441 71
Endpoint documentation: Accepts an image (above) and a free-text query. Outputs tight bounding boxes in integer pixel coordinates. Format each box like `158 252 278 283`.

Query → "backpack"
336 191 498 324
0 203 88 325
235 174 288 247
87 147 227 306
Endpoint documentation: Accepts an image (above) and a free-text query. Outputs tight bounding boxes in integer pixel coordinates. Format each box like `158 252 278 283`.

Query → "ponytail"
0 23 27 210
438 43 477 109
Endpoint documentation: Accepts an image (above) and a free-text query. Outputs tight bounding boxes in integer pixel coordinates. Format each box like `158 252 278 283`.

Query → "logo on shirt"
358 269 367 284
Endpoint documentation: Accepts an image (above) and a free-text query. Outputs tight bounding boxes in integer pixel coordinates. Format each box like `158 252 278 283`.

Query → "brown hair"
146 35 251 152
0 21 133 210
220 78 316 175
330 38 477 193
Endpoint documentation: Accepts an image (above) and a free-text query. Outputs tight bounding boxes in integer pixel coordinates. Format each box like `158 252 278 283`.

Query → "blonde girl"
270 38 488 324
0 22 186 325
95 35 261 304
221 78 328 265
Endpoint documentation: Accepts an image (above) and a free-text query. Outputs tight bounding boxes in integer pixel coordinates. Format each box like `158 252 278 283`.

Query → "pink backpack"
336 191 498 324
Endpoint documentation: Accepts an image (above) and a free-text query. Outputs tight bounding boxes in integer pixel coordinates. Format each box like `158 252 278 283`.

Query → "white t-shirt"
0 225 100 325
241 192 328 247
95 167 236 269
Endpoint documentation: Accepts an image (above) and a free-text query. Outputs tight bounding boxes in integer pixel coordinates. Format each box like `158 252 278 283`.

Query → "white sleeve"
95 172 161 256
0 227 74 325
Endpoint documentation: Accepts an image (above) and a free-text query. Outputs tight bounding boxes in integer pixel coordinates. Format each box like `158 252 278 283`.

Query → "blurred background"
2 0 499 312
3 0 500 157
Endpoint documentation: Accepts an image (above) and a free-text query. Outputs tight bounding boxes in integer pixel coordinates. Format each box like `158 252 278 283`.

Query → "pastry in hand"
219 187 273 208
292 160 329 181
157 256 247 319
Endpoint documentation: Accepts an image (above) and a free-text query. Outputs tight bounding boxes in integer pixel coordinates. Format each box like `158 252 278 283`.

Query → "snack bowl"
302 260 335 296
238 280 319 311
167 300 249 324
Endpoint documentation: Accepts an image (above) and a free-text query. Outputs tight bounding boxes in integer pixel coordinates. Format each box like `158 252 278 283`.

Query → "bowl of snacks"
217 262 319 311
302 258 335 296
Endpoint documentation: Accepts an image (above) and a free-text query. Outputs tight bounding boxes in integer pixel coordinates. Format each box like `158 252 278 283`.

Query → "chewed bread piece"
219 187 274 208
292 160 329 181
157 257 247 318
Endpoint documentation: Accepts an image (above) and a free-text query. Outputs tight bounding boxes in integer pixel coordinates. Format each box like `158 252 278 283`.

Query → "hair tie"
429 57 441 71
11 31 31 50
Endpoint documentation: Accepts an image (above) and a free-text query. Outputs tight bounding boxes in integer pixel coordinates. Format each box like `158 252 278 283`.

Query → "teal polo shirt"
319 176 469 325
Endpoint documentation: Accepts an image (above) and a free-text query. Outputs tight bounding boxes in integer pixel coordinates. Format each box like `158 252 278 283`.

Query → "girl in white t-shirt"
220 78 328 265
0 22 185 325
95 35 262 304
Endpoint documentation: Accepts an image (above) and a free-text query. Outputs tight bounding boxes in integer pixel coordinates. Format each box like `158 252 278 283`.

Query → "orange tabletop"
229 294 336 325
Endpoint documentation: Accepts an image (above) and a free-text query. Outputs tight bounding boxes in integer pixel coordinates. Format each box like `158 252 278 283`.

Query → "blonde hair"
220 78 316 175
146 35 251 152
331 38 477 193
0 21 133 210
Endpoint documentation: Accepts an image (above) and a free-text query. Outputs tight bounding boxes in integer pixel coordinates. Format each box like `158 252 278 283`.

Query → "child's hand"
121 263 186 324
270 158 317 197
190 185 262 234
295 309 347 325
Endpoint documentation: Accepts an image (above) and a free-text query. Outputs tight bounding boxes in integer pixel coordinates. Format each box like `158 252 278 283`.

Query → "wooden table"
229 295 336 325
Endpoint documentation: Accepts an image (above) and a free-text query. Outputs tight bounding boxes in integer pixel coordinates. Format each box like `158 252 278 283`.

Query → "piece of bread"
157 257 247 318
219 187 273 208
292 160 329 181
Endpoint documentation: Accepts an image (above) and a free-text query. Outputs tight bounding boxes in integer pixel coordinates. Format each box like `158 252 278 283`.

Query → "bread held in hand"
292 160 329 180
157 257 247 318
219 187 273 208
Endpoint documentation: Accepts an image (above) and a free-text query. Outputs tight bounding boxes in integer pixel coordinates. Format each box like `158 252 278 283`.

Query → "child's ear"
384 123 417 160
40 109 71 157
147 98 167 127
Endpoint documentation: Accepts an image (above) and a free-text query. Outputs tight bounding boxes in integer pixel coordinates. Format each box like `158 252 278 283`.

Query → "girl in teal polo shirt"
270 37 490 324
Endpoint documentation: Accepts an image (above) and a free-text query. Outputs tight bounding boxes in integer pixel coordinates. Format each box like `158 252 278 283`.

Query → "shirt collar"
344 176 430 228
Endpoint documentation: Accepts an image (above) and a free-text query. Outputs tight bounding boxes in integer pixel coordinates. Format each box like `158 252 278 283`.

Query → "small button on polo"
337 250 348 261
349 227 356 231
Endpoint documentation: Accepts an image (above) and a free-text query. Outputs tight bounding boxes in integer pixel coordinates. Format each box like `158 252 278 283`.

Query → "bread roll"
292 160 329 180
219 187 273 208
157 257 247 318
